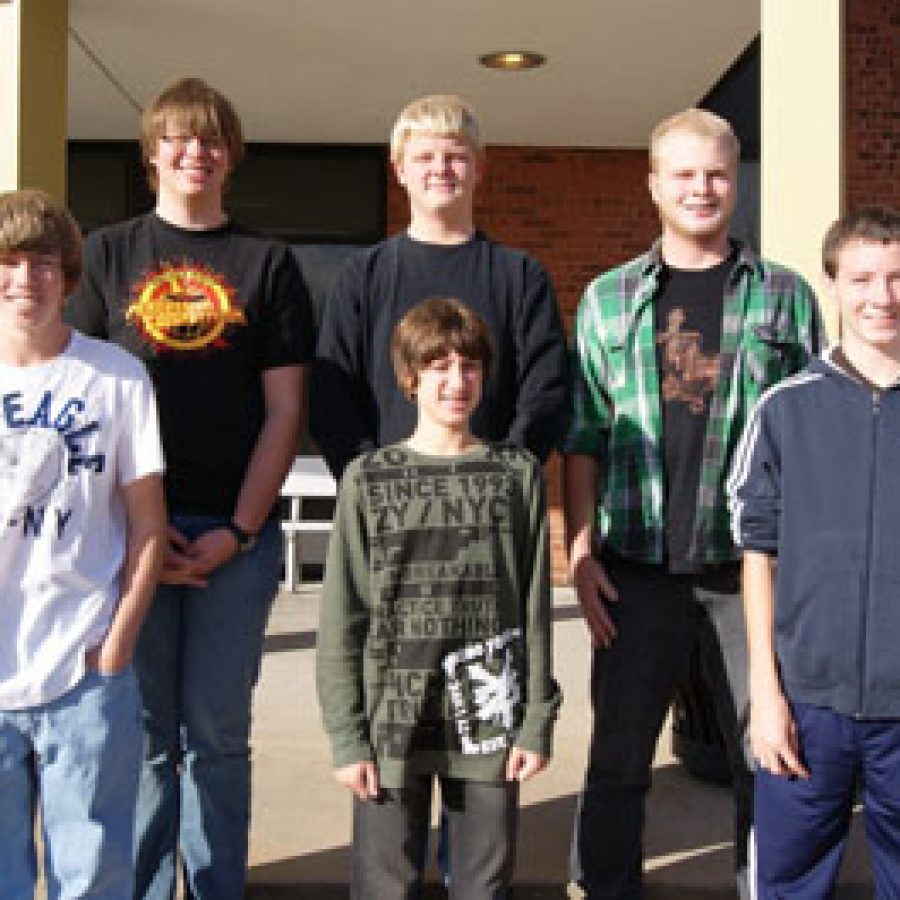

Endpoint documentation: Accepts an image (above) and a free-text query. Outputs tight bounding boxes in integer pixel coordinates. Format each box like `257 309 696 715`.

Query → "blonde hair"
649 108 740 172
391 298 493 399
0 190 82 294
140 77 245 192
389 94 483 165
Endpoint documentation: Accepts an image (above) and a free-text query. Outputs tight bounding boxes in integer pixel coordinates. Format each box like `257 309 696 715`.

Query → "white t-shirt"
0 331 164 709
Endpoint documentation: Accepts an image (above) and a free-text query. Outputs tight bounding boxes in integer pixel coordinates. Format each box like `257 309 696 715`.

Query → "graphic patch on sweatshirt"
443 628 522 755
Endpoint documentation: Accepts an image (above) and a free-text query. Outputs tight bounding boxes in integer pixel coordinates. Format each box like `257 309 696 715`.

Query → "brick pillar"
845 0 900 211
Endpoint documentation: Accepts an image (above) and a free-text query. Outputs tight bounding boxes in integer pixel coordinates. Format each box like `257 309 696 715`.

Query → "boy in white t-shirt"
0 190 166 898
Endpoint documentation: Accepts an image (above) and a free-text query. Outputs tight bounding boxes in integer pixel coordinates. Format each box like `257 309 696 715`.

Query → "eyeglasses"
160 134 225 152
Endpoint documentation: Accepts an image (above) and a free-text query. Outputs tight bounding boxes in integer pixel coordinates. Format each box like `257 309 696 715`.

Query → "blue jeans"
133 515 281 900
0 667 142 900
756 703 900 899
573 554 753 900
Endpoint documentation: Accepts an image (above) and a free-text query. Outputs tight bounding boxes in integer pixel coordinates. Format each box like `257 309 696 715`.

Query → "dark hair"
391 297 493 398
822 206 900 278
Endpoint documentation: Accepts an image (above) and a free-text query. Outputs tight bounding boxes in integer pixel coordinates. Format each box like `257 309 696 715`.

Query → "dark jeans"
352 774 518 900
573 554 753 899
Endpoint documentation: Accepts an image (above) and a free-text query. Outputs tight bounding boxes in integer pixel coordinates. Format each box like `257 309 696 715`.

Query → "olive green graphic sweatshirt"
316 443 561 788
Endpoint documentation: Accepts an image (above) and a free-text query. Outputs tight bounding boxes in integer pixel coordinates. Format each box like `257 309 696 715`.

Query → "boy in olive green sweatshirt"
316 297 560 899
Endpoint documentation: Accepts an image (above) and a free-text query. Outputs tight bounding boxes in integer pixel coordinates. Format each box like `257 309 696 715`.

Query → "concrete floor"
246 586 874 898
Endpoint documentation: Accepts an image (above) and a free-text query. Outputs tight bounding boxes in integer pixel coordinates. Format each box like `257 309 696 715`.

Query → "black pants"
352 774 518 900
573 556 753 899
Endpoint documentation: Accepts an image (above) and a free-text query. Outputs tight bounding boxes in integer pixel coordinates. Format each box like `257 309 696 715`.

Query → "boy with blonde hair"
312 93 568 479
564 108 821 898
317 297 560 898
648 107 740 172
389 93 484 163
0 189 166 898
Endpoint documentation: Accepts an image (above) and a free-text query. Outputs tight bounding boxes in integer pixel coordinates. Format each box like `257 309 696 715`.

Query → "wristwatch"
224 520 257 553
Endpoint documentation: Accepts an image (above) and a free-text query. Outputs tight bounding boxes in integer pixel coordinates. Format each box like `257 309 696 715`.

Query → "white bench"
280 456 337 591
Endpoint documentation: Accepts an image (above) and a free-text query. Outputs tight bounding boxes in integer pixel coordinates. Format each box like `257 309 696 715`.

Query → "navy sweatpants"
755 702 900 899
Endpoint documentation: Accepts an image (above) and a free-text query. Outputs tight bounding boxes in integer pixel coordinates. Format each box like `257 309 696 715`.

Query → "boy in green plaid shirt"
564 108 821 899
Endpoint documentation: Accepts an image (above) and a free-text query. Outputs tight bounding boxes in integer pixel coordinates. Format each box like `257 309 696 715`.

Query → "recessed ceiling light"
479 51 546 71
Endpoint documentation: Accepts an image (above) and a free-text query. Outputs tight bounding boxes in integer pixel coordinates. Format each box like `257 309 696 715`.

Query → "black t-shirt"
311 231 570 478
67 213 314 516
654 252 734 572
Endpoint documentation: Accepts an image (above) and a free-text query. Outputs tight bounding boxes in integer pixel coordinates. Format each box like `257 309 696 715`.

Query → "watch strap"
224 520 256 552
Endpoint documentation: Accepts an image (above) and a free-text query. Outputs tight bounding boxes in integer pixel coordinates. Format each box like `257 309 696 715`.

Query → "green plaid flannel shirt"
564 240 822 565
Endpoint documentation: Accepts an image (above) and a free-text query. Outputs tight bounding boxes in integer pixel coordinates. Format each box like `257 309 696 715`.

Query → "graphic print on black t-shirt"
67 213 315 517
361 445 524 761
654 253 733 570
127 261 246 353
657 307 720 413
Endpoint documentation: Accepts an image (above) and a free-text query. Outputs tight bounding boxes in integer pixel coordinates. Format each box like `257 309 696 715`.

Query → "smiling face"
393 132 482 222
412 349 483 434
649 130 737 249
829 238 900 357
0 250 67 338
149 123 232 203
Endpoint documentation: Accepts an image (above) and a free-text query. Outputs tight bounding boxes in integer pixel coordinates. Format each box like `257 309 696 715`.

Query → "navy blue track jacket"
729 349 900 719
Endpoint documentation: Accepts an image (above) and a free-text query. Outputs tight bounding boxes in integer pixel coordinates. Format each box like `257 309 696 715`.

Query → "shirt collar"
640 238 761 282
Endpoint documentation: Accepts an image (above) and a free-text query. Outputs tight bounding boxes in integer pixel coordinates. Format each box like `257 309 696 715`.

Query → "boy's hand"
505 746 547 783
160 525 208 587
334 761 380 800
571 552 619 648
750 684 810 779
184 527 240 576
159 524 243 585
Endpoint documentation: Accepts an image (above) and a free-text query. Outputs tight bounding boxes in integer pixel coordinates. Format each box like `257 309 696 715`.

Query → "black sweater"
310 231 570 478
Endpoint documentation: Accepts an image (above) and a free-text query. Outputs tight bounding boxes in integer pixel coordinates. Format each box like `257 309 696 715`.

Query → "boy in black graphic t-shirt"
68 78 314 900
317 298 560 899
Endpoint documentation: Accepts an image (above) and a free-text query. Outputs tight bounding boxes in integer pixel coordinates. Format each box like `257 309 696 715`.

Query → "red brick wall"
386 146 659 583
845 0 900 211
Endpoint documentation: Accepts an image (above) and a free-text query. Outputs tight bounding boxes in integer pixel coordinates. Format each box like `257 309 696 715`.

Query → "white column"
761 0 843 334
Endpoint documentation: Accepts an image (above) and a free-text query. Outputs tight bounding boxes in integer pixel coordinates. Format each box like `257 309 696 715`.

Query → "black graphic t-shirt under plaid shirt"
563 240 822 565
316 443 561 788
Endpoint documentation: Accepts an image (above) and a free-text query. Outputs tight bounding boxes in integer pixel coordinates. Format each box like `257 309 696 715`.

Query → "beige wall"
761 0 843 335
0 0 68 199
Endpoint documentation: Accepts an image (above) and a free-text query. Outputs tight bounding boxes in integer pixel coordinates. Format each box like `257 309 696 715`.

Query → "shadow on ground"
248 889 873 899
249 769 872 899
250 592 872 899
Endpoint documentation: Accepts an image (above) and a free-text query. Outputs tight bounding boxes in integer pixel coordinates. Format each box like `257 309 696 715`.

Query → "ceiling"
68 0 759 149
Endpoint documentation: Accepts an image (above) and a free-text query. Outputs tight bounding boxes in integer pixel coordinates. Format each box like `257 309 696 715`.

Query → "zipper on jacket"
858 390 880 716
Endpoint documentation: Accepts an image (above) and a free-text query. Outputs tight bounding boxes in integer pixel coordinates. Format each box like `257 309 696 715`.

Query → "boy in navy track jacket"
728 206 900 899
